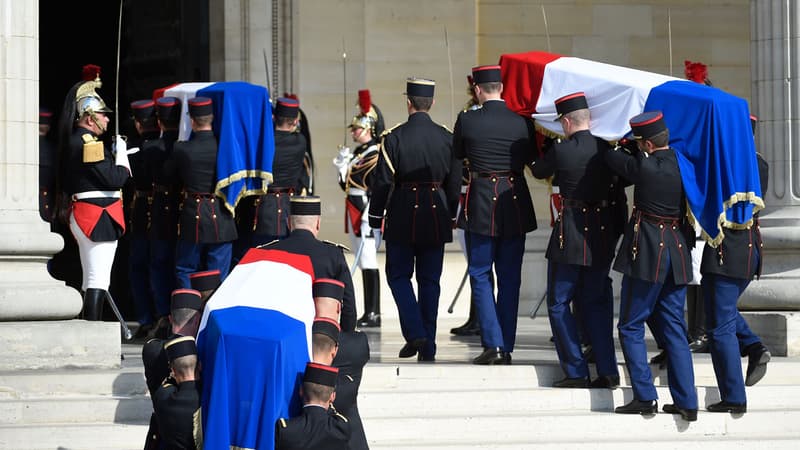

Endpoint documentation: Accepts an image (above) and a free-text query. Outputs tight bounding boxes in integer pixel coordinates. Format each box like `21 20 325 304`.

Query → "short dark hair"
312 332 338 356
275 116 296 128
193 114 214 127
478 82 502 93
647 130 670 148
408 95 433 111
303 381 335 403
159 117 180 130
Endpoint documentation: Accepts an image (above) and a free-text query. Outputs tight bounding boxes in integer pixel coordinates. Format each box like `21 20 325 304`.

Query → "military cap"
39 107 53 125
275 97 300 118
312 317 341 344
629 111 667 140
750 114 758 135
188 97 213 117
189 269 221 292
405 78 435 97
130 99 156 121
471 65 502 84
554 92 589 119
170 289 203 312
164 336 197 361
156 97 182 123
290 196 321 216
303 362 339 387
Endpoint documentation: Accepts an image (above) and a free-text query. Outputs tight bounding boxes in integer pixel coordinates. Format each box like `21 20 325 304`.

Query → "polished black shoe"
663 404 698 422
450 320 481 336
553 377 589 388
689 336 710 353
589 375 620 389
503 352 512 365
649 350 668 369
745 343 771 386
582 345 595 364
706 400 747 414
398 338 427 358
472 347 507 365
614 399 657 415
357 312 381 328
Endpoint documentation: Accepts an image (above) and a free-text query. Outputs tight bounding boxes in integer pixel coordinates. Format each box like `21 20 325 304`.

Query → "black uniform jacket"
148 130 181 240
368 112 461 245
265 229 357 332
169 130 238 244
66 128 130 241
153 379 200 450
605 147 692 284
453 100 537 237
275 405 351 450
128 133 161 236
332 330 370 450
701 153 769 280
239 130 308 237
533 130 615 267
39 135 56 223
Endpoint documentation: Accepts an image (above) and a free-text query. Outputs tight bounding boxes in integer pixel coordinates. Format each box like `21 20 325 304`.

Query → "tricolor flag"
196 248 316 450
154 81 276 214
500 51 764 246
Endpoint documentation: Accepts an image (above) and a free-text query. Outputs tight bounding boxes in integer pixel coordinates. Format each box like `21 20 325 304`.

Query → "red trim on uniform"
190 269 221 279
277 99 299 108
345 198 363 237
630 112 663 127
156 97 180 107
72 199 126 238
189 97 213 106
39 111 53 118
472 65 501 72
555 92 586 105
172 288 201 297
306 362 339 374
131 100 155 109
315 278 345 288
313 316 341 330
749 114 758 122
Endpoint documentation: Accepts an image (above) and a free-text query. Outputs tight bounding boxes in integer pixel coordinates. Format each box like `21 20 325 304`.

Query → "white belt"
348 188 368 196
460 185 468 194
72 190 122 200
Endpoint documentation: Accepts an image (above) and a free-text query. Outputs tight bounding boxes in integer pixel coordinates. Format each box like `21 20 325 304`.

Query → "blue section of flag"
197 306 309 450
197 82 275 213
644 80 761 242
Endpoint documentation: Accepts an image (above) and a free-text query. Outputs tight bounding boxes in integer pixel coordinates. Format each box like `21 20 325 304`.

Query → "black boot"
357 269 381 328
81 288 105 321
450 296 480 336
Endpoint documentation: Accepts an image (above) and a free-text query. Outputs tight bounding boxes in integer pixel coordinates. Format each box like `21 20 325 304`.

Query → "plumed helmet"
75 79 111 116
349 89 379 133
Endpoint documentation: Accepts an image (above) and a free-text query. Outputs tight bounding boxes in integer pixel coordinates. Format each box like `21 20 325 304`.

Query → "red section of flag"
499 51 562 116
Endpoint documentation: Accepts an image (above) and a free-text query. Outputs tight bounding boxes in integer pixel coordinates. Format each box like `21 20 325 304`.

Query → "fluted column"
0 0 80 320
744 0 800 309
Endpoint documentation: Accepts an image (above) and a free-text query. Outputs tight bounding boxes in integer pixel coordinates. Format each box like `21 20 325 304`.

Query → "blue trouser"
175 240 232 289
149 239 176 318
702 273 752 404
548 262 619 378
385 241 445 359
737 314 760 356
466 232 525 352
129 235 154 325
618 266 697 409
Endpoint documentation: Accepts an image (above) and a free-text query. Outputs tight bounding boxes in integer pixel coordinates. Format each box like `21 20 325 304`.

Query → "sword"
350 236 366 277
104 291 133 340
529 290 547 319
342 38 348 147
447 267 469 313
115 0 123 138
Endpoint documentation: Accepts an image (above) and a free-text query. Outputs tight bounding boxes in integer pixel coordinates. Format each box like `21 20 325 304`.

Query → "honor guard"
367 77 461 362
154 336 202 450
453 65 538 365
531 92 619 388
283 92 315 195
264 196 357 331
607 112 697 421
189 269 222 304
168 97 238 288
275 363 351 450
39 108 56 224
332 329 370 449
147 97 183 326
333 89 384 328
55 73 131 320
700 115 771 414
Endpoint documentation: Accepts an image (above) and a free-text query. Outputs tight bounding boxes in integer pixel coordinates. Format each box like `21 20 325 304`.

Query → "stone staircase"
1 317 799 449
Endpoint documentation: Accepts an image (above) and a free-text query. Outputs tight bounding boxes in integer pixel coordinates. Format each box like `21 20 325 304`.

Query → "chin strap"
89 111 107 134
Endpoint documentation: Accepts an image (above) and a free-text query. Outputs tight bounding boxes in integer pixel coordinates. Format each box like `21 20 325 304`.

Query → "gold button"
596 208 601 213
582 208 587 213
492 177 497 182
196 198 200 203
431 187 436 191
43 191 48 195
164 207 169 210
610 184 614 188
414 205 419 209
659 224 664 229
659 242 664 247
210 198 215 203
600 226 605 230
45 205 49 209
195 215 200 219
513 195 517 200
165 191 169 195
212 214 217 219
412 187 417 191
255 199 260 204
584 227 588 231
747 226 751 230
678 244 682 248
748 243 753 248
278 209 282 213
433 205 437 209
611 201 616 205
492 197 497 201
510 177 514 182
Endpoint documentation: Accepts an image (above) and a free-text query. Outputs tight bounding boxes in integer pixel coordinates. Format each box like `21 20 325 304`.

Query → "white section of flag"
164 82 215 141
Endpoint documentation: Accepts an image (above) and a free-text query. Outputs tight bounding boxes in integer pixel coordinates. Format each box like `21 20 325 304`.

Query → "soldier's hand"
372 228 382 250
114 135 132 174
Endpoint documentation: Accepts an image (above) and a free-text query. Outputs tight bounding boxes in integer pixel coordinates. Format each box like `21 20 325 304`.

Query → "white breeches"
349 219 378 270
69 212 118 291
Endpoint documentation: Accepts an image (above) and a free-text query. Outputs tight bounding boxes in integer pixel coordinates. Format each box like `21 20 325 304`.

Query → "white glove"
333 145 353 181
372 228 382 250
113 135 131 174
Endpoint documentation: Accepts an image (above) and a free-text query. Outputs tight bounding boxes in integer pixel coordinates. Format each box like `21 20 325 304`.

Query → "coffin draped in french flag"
196 248 316 450
153 81 276 214
500 51 764 246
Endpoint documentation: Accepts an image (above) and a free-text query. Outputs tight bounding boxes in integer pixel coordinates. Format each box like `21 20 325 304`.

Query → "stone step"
0 367 147 398
0 422 149 450
370 437 800 450
0 395 151 425
361 410 800 444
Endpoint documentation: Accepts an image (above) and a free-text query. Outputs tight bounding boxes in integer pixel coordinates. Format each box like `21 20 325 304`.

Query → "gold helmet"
75 79 112 117
348 89 379 134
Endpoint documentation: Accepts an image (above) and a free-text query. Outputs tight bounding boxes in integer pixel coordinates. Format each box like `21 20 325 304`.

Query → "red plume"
684 60 708 84
357 89 371 115
82 64 102 81
283 92 299 100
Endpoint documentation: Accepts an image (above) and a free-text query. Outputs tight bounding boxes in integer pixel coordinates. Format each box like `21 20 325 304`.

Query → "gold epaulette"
380 122 403 138
334 412 349 423
436 122 453 133
82 133 104 163
322 240 350 252
278 418 287 428
256 240 280 249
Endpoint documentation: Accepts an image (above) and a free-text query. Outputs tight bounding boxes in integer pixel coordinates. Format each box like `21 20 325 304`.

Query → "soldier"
607 111 697 422
189 269 221 304
167 97 238 288
332 328 370 450
55 73 130 320
275 362 351 450
154 336 202 450
701 115 771 414
265 196 357 332
367 77 460 362
531 93 619 388
148 97 183 329
333 89 384 328
453 65 538 365
282 92 314 195
128 99 161 339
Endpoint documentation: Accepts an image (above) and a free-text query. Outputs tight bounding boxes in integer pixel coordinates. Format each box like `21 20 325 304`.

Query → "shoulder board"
82 134 104 163
380 122 403 138
160 380 175 388
144 338 162 345
256 239 280 249
279 418 287 428
81 133 96 143
334 412 349 423
436 122 453 133
322 240 350 252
